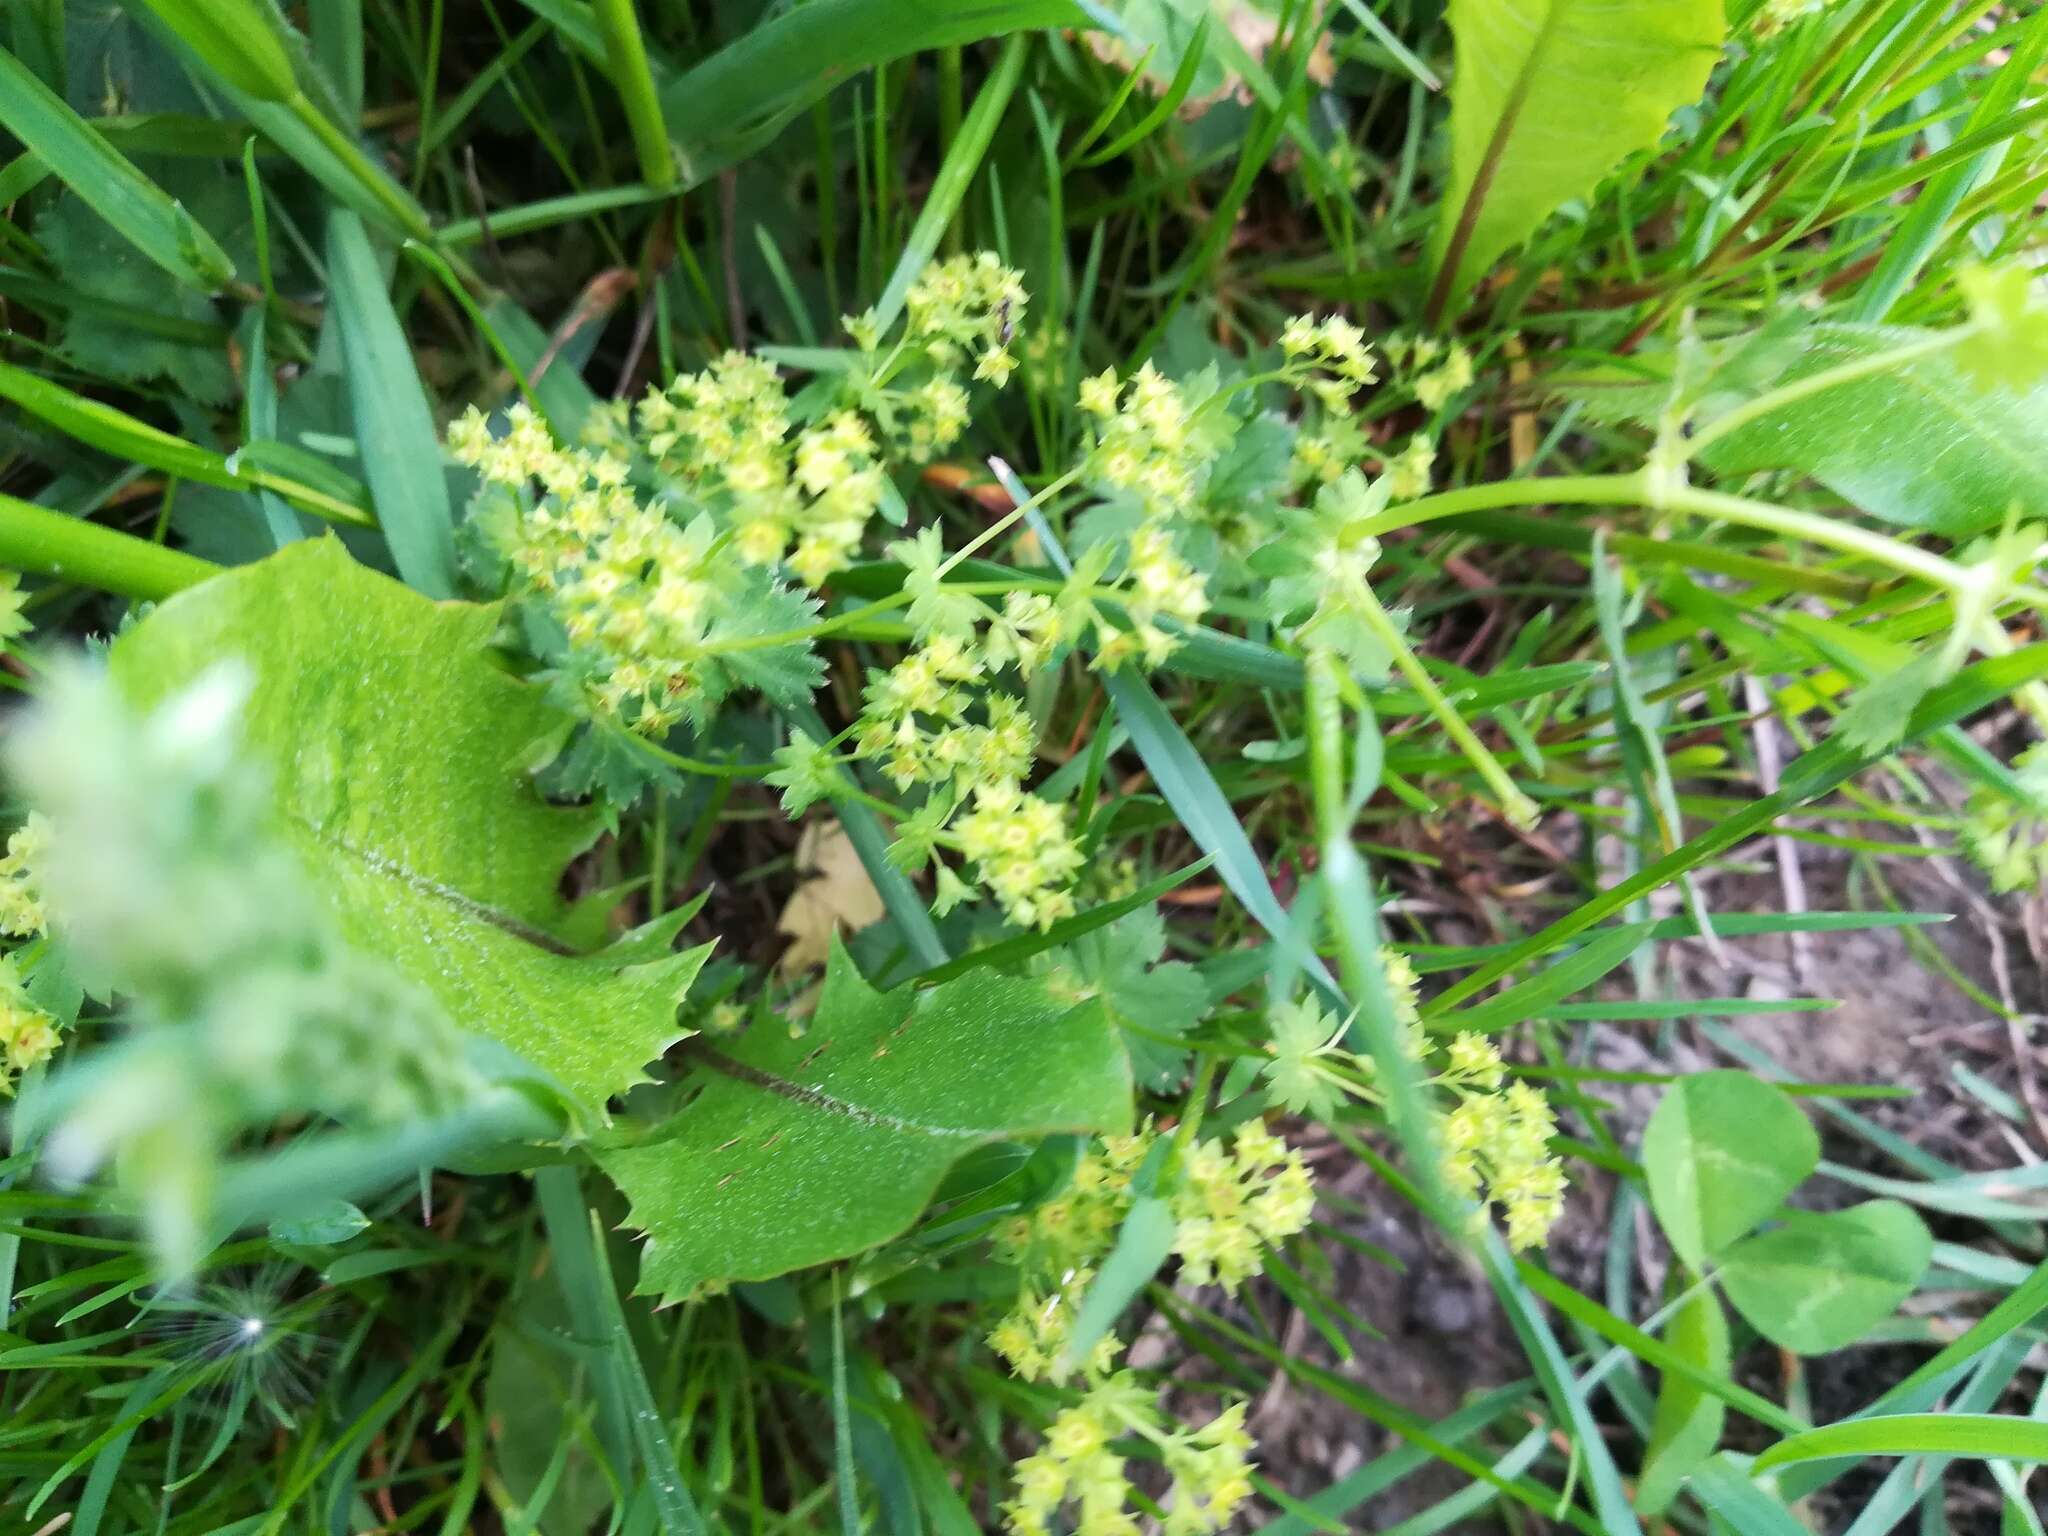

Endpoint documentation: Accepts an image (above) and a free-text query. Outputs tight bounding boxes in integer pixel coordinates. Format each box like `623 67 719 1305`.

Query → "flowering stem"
636 739 776 778
1343 584 1540 829
1364 469 1969 592
939 464 1082 578
0 494 219 602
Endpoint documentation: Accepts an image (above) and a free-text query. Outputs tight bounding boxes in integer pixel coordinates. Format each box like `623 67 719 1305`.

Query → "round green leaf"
1719 1200 1933 1356
1642 1070 1819 1270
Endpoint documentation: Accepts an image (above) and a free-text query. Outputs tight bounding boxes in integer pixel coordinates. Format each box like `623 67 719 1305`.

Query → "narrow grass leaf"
659 1 1081 183
909 857 1210 986
1756 1414 2048 1472
325 209 456 596
869 35 1028 333
1002 462 1336 995
1427 924 1653 1036
1516 1263 1803 1435
0 47 233 290
1686 1454 1810 1536
1059 1196 1176 1373
1479 1234 1643 1536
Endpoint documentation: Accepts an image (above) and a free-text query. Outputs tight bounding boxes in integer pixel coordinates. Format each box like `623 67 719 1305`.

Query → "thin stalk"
1303 649 1455 1230
590 0 677 191
284 90 480 285
1682 327 1972 458
1363 470 1967 591
1341 584 1540 829
0 495 219 601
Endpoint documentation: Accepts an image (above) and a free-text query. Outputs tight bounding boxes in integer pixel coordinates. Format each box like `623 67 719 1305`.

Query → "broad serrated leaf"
1698 324 2048 538
34 192 236 405
106 538 706 1108
1428 0 1723 316
600 939 1132 1301
1719 1201 1932 1356
1642 1071 1817 1270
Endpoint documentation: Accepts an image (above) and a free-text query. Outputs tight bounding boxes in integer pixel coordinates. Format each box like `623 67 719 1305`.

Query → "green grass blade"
591 0 678 189
0 492 218 600
658 0 1080 181
1427 923 1654 1034
324 209 457 597
1516 1263 1806 1434
1871 1257 2048 1412
1685 1454 1809 1536
1756 1413 2048 1472
0 361 371 528
1002 462 1336 994
537 1165 709 1536
1480 1234 1643 1536
0 46 233 290
1430 643 2048 1011
869 35 1029 334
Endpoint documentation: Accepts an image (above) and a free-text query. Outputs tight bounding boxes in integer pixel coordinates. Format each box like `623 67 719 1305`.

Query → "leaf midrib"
1428 0 1571 322
290 812 581 957
695 1046 990 1140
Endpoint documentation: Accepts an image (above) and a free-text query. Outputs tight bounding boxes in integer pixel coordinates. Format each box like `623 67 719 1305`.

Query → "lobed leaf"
107 539 705 1108
600 939 1131 1301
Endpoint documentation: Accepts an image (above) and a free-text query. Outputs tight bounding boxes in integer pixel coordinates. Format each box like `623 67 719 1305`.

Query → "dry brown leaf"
775 821 886 978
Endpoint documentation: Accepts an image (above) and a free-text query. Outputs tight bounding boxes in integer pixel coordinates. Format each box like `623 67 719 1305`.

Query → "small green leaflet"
1636 1286 1728 1515
1642 1071 1817 1270
1718 1200 1932 1356
601 939 1132 1302
108 539 707 1109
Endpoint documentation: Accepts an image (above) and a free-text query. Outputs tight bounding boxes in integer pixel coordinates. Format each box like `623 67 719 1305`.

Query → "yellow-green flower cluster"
987 1273 1124 1385
856 636 1037 790
842 609 1082 928
1079 362 1213 522
0 812 49 938
634 353 890 585
883 250 1029 384
1962 744 2048 892
953 780 1085 930
1383 433 1437 501
1278 313 1377 412
988 1124 1313 1379
1437 1033 1567 1250
1289 411 1369 489
993 1130 1152 1294
1384 334 1476 412
1005 1373 1254 1536
1169 1123 1317 1292
0 954 60 1094
451 405 729 733
1095 524 1208 673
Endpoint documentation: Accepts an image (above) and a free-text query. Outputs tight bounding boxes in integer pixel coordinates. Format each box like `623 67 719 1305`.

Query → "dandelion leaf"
107 538 706 1108
600 938 1131 1301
